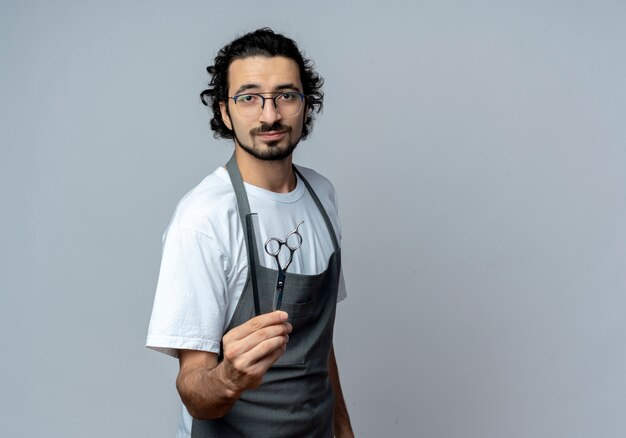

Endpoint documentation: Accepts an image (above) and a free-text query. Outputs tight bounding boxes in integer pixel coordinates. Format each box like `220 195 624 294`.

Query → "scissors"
264 220 304 311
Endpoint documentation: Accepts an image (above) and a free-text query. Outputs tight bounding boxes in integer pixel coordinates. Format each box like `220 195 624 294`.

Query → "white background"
2 1 625 437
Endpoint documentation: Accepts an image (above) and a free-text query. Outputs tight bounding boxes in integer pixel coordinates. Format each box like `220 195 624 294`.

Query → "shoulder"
167 167 238 237
294 164 339 210
294 164 338 202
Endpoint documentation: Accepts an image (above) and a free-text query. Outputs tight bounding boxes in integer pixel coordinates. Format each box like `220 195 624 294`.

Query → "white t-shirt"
147 165 346 437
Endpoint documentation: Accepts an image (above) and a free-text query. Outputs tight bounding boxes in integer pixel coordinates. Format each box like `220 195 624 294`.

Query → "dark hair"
200 28 324 140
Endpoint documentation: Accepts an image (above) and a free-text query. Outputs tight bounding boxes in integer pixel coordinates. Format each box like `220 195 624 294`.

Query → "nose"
258 97 282 125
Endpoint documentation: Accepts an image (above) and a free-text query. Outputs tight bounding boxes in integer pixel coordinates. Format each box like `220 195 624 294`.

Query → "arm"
329 345 354 437
176 350 236 419
176 311 292 419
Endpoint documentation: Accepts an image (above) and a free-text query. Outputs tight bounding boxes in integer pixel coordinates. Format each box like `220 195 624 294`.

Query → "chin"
237 136 301 161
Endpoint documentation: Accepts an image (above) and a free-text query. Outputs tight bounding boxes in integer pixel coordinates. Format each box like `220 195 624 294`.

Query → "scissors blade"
272 271 286 311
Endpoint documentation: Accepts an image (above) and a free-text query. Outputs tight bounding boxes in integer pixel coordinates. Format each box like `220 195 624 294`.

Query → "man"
146 28 354 437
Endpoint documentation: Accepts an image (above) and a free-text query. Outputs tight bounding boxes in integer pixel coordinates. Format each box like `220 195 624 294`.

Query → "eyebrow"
233 83 301 96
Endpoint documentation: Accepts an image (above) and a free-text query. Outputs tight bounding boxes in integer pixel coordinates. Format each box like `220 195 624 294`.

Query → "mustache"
250 122 292 135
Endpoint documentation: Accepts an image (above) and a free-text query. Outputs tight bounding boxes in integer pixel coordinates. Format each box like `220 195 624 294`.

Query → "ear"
219 101 233 131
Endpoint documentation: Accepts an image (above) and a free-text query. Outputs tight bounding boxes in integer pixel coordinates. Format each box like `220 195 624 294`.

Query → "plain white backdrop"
2 1 625 437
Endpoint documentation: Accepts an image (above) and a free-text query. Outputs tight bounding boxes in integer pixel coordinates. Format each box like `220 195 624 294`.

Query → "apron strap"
293 166 340 253
226 154 253 229
226 155 260 315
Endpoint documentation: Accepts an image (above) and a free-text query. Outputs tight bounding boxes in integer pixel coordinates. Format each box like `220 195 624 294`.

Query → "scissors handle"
264 220 305 257
264 237 284 257
284 220 304 250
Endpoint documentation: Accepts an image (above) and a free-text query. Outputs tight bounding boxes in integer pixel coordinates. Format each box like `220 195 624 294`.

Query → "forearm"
176 361 242 420
329 346 354 437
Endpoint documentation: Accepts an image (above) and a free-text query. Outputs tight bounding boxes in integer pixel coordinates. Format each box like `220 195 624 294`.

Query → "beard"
234 122 301 161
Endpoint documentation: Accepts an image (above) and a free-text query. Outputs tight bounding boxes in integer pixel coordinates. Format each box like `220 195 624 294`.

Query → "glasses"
229 92 306 118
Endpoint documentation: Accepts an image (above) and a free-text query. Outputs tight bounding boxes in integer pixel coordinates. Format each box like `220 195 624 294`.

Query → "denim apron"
191 155 341 437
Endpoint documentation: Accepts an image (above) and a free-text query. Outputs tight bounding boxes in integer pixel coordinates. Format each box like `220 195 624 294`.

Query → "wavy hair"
200 28 324 140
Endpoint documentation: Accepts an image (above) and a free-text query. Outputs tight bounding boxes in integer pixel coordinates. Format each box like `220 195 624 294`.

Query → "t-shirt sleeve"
146 225 228 358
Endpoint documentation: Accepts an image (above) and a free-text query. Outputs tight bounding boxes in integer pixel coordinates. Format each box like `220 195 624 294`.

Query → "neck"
233 146 296 193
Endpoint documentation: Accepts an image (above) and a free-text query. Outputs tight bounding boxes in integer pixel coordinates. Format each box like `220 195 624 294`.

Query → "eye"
235 94 258 104
279 93 295 101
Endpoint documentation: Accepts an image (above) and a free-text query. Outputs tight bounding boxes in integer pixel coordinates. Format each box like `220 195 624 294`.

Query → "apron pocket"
272 324 308 367
259 295 313 320
259 296 313 367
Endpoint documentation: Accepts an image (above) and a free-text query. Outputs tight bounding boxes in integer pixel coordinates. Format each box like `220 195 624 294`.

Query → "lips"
256 131 287 141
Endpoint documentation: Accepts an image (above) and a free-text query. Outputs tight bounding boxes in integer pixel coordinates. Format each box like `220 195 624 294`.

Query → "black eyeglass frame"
228 92 306 112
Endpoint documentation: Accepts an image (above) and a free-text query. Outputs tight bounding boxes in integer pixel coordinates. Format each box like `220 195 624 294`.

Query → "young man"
146 28 354 437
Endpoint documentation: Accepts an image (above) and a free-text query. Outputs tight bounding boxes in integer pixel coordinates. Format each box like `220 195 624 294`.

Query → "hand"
218 311 291 393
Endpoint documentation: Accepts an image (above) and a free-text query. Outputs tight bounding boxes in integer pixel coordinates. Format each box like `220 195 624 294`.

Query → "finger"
233 334 289 370
222 336 289 390
230 343 287 390
224 323 291 359
226 311 289 341
242 323 292 351
245 344 289 387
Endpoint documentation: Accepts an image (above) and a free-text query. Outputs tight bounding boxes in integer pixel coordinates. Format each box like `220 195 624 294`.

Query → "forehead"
227 56 302 94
